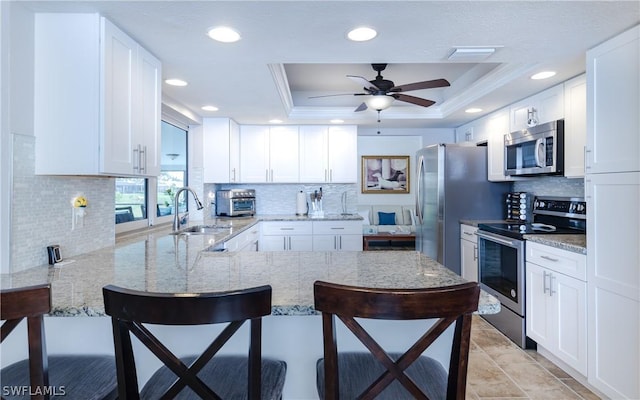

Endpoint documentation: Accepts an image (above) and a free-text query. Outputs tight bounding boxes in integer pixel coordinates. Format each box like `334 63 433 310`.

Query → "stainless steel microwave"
504 119 564 176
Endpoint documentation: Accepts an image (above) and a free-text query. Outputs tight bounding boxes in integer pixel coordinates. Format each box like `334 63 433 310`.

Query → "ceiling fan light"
347 27 377 42
365 95 394 111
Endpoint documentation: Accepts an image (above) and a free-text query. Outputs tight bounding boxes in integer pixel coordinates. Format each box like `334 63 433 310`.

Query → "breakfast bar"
1 224 499 399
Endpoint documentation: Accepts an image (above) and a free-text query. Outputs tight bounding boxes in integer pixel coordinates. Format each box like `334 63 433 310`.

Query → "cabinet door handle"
549 274 556 296
541 255 559 262
139 145 147 173
232 168 236 182
473 245 478 261
334 236 337 250
543 270 550 294
133 146 140 172
283 237 287 250
288 237 292 250
329 169 333 182
339 236 342 250
266 169 269 181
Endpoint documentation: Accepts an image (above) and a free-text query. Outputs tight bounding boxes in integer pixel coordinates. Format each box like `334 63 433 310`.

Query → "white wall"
356 129 454 207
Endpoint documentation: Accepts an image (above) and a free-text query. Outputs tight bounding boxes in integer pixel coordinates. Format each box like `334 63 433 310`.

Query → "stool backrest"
314 281 480 400
102 284 273 399
1 284 52 400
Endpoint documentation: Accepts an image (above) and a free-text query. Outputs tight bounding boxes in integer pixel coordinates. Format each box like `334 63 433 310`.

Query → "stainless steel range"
477 196 586 348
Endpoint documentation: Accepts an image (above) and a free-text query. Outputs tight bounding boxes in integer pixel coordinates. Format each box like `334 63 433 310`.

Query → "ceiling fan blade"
309 93 358 99
347 75 380 91
390 78 450 92
391 93 436 108
354 102 368 112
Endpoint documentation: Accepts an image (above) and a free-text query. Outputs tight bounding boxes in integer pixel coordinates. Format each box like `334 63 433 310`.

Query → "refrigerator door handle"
415 155 424 224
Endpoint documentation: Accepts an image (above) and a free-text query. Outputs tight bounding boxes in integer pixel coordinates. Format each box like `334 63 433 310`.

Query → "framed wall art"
361 155 410 194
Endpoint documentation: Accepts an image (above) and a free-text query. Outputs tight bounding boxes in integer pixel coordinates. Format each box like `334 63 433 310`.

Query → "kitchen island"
1 222 499 399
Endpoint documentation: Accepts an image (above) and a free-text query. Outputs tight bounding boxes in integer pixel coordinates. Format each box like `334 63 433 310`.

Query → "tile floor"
467 316 601 400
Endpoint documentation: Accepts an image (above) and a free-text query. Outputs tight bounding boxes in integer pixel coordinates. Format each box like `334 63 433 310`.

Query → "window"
115 120 188 227
115 178 147 223
157 122 188 217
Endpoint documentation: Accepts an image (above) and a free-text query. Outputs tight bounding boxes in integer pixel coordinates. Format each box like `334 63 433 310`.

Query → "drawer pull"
540 255 559 262
280 227 295 231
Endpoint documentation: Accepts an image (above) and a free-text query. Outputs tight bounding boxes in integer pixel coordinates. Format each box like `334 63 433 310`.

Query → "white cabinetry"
225 225 260 252
526 242 587 375
240 126 299 183
485 109 514 182
585 25 640 400
509 84 564 132
203 118 240 183
563 75 587 178
585 172 639 399
34 14 161 176
459 224 478 282
586 26 640 174
260 221 313 251
312 221 363 251
299 125 357 183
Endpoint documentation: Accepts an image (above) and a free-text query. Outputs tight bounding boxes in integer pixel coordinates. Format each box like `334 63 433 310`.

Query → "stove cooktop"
478 222 583 239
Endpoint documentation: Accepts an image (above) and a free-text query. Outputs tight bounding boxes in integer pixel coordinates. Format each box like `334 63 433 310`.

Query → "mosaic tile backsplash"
11 134 115 272
513 176 585 199
204 183 359 217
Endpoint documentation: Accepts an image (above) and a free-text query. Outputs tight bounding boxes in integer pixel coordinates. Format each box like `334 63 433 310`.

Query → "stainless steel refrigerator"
415 143 509 275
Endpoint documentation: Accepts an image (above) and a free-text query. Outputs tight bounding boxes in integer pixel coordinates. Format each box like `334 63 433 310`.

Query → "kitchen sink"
171 224 231 235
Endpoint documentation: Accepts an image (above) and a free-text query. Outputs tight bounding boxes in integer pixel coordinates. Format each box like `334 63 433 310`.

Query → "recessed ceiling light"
330 119 344 124
207 26 241 43
347 27 377 42
531 71 556 80
165 79 188 87
201 105 219 112
465 108 483 113
269 119 283 124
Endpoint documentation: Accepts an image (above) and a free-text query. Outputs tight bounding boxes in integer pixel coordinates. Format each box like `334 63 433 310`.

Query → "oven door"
476 230 525 316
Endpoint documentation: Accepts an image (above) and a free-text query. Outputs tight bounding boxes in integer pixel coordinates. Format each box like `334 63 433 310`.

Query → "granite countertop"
523 234 587 255
3 215 498 317
459 219 509 227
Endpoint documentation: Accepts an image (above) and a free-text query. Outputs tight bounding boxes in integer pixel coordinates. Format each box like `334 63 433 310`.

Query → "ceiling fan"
311 63 450 116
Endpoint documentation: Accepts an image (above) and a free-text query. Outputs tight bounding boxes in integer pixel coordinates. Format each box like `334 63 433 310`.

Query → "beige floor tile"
467 351 527 398
500 362 581 400
560 378 602 400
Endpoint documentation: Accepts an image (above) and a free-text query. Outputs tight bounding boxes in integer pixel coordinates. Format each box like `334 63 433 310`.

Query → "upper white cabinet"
203 118 240 183
485 109 513 182
299 125 357 183
240 125 299 183
586 25 640 174
563 74 587 178
509 84 564 132
34 14 161 176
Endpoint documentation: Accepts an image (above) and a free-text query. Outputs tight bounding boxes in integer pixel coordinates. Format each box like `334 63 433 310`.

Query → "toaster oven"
215 189 256 217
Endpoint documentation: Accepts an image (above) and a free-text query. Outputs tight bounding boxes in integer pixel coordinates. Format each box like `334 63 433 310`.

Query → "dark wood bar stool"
314 281 480 400
1 283 117 400
102 284 287 400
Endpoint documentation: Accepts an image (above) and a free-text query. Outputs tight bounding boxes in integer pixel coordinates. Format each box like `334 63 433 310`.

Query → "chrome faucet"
172 187 204 231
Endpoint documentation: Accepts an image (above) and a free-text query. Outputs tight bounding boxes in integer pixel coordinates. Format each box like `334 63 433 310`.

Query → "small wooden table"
363 233 416 251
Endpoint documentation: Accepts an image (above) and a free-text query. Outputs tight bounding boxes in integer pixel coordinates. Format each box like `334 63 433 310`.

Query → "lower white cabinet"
225 225 260 252
526 242 587 375
260 221 313 251
312 221 363 251
459 224 478 282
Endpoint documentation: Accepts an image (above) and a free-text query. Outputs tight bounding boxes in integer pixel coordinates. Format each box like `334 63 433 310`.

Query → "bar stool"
102 284 287 399
1 283 117 400
314 281 480 400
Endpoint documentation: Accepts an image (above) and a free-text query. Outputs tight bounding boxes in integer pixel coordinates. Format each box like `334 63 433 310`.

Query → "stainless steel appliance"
215 189 256 217
415 143 509 274
504 120 564 176
477 196 586 348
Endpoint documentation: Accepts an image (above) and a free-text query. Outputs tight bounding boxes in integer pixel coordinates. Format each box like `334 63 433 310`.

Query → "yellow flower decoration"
73 196 88 208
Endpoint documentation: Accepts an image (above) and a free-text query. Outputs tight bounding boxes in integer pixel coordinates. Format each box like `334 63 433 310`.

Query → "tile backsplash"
513 176 585 198
10 134 115 272
204 183 359 216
